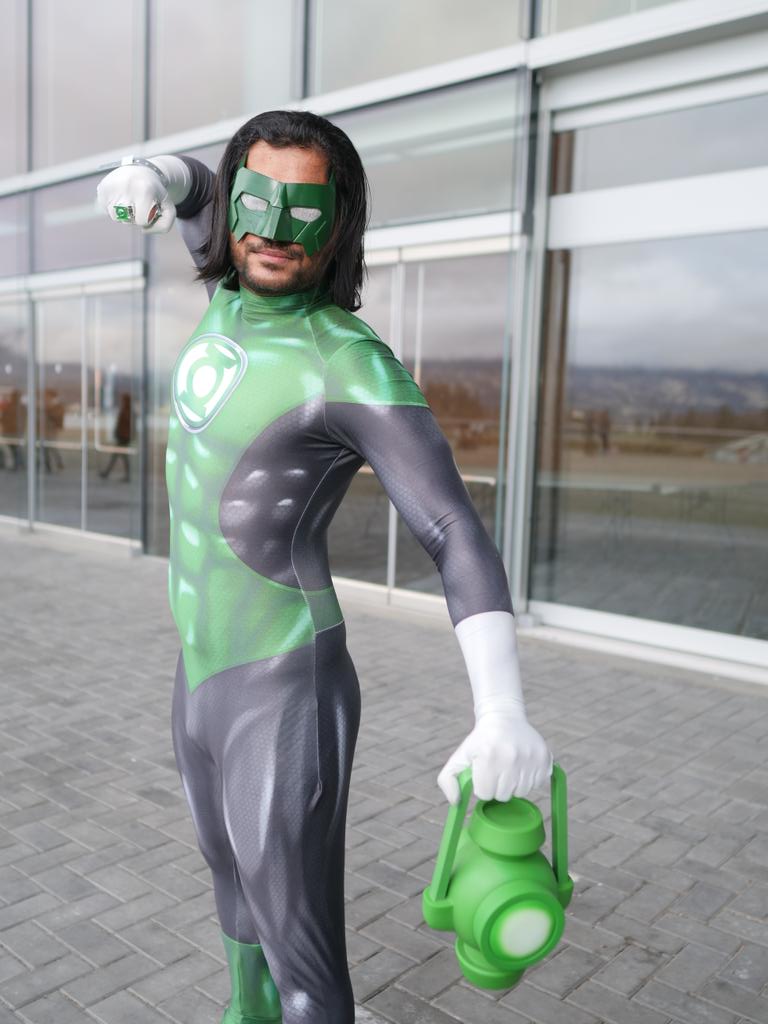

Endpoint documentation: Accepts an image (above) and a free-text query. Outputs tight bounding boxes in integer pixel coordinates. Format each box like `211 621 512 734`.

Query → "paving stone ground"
1 522 767 1024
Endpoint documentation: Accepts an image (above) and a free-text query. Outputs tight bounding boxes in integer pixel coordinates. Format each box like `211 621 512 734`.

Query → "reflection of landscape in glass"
0 304 28 519
29 293 141 538
327 265 392 585
328 253 513 593
397 253 510 593
532 235 768 638
417 357 503 477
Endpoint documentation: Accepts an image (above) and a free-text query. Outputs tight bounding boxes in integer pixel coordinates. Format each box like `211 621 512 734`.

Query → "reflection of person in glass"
41 388 65 473
99 393 132 482
1 388 25 470
96 111 552 1024
598 408 612 454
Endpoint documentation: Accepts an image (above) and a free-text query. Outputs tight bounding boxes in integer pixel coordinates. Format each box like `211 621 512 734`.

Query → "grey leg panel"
171 623 361 1024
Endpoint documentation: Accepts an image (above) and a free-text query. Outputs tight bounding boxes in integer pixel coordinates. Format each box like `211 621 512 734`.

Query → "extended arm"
95 153 216 296
324 339 552 803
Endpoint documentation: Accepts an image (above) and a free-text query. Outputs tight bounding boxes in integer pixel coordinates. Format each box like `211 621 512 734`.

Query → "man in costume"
96 110 552 1024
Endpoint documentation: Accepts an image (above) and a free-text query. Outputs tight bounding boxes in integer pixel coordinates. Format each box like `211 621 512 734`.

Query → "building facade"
1 0 767 675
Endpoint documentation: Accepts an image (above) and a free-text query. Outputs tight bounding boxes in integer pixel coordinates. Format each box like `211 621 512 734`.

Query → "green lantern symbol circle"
172 333 247 433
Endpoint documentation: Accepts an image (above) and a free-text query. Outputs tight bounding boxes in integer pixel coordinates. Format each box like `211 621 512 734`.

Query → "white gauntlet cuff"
454 610 526 719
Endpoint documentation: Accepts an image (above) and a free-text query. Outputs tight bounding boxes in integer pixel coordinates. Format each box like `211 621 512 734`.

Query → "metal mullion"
26 292 36 530
80 293 88 531
503 79 551 620
141 0 151 143
25 0 33 173
294 0 311 99
494 245 515 553
385 260 406 596
413 263 424 387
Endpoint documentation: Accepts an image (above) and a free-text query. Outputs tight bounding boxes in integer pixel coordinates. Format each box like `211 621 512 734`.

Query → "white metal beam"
553 67 768 130
529 600 768 682
366 212 519 252
547 166 768 248
530 0 768 72
0 260 145 298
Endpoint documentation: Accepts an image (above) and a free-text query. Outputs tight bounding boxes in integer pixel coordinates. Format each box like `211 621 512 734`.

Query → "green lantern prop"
422 763 573 990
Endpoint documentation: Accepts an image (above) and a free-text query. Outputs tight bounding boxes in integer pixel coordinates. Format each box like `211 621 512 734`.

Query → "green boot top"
220 930 282 1024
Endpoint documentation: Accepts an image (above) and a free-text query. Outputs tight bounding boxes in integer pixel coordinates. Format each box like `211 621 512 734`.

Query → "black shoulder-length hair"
196 109 370 312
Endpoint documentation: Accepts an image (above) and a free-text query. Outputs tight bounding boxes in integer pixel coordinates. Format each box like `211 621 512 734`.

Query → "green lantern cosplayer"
95 109 553 1024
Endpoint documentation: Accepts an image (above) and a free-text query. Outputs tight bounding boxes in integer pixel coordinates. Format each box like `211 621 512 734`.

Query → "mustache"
246 239 300 258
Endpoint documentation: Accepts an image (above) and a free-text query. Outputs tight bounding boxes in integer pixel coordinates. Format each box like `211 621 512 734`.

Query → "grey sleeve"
325 401 514 626
175 156 217 299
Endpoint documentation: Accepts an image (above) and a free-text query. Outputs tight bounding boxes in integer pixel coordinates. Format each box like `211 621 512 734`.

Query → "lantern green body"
422 763 573 989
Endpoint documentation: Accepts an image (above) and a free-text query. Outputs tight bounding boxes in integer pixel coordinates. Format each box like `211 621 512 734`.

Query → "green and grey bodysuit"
168 160 512 1024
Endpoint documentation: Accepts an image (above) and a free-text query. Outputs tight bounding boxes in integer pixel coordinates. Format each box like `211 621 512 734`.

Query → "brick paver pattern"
0 525 767 1024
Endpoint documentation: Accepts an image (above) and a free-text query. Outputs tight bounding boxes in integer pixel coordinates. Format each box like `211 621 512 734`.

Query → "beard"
232 237 327 296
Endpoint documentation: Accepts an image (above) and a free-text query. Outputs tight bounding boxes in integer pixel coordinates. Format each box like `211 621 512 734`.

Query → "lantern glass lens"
496 905 553 958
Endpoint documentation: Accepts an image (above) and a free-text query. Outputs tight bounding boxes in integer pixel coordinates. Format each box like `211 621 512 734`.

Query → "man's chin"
238 261 323 297
239 267 300 296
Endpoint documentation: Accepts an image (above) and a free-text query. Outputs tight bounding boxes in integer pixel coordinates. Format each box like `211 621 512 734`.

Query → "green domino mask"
228 156 336 256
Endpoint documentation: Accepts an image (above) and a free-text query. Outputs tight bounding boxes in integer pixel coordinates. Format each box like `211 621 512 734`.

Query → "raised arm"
95 154 217 296
324 337 552 803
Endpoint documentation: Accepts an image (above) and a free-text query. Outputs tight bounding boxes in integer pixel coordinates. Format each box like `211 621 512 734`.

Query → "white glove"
95 154 193 234
437 610 552 805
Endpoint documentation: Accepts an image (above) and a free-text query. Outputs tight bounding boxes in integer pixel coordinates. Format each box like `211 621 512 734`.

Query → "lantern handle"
550 762 574 906
428 767 473 903
428 764 573 906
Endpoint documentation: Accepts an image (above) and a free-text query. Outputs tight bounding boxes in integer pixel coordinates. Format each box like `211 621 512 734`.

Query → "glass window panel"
311 0 523 93
145 144 223 557
87 290 142 539
151 1 295 138
538 0 674 34
531 233 768 640
334 75 520 227
1 0 27 177
0 194 30 278
0 301 29 519
33 175 138 273
395 252 512 595
327 264 392 585
35 296 82 529
551 93 768 194
32 0 143 168
327 471 389 585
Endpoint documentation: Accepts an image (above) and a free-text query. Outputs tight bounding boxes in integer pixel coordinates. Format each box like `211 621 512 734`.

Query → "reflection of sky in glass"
33 175 137 273
313 0 522 93
403 254 510 362
337 76 520 225
561 92 768 192
0 0 25 178
356 254 513 362
32 0 142 168
151 1 293 138
542 0 676 34
0 195 29 278
567 232 767 373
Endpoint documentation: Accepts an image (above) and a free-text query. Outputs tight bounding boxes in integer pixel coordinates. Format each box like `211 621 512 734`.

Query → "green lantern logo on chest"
173 334 246 432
